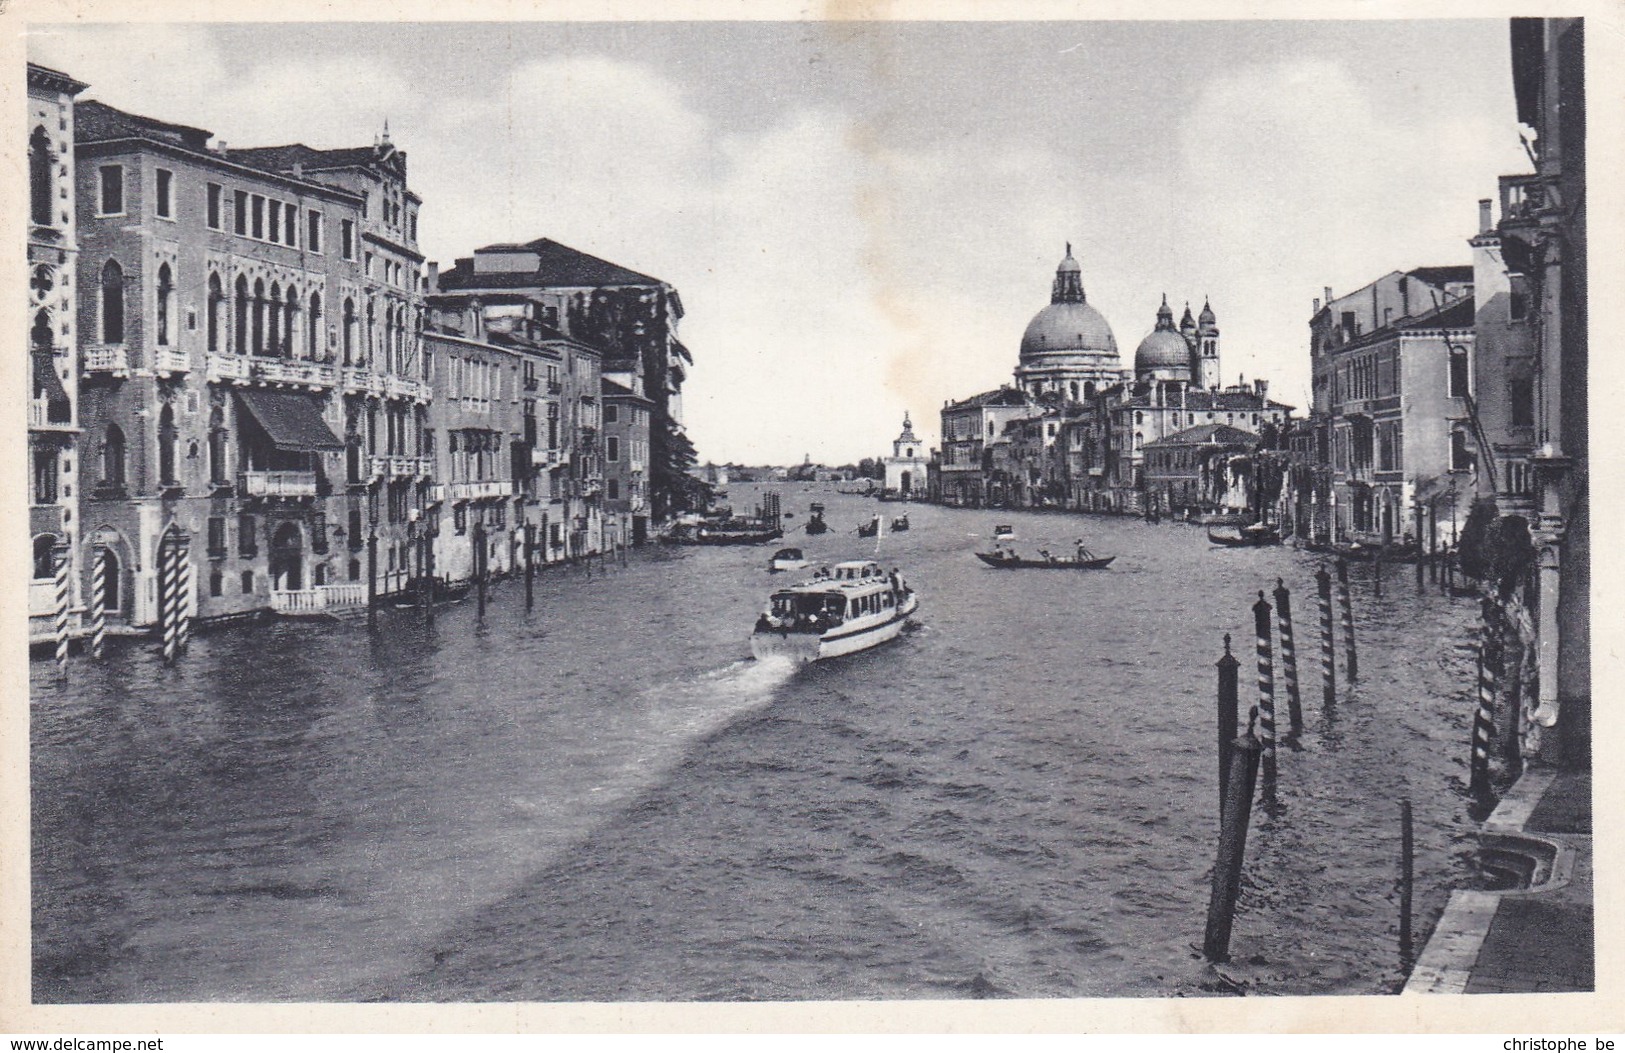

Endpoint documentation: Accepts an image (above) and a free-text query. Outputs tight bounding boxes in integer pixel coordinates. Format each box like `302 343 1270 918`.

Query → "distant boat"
1207 525 1282 548
975 550 1115 570
890 514 910 532
769 547 810 573
810 502 826 514
805 512 829 535
857 516 881 538
992 524 1016 540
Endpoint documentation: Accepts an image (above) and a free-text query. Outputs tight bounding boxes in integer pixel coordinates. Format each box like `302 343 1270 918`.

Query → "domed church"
1013 245 1127 402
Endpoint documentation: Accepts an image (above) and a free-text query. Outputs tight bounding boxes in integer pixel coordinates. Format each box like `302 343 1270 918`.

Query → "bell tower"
1196 298 1221 390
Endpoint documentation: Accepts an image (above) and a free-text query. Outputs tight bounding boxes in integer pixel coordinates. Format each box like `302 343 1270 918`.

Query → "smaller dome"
1199 299 1217 326
1136 329 1192 372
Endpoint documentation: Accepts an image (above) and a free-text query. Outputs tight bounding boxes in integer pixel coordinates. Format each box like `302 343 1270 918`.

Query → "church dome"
1134 294 1192 374
1020 300 1118 359
1135 328 1191 371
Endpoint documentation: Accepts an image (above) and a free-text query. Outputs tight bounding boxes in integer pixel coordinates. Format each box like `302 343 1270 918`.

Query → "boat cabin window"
770 591 846 623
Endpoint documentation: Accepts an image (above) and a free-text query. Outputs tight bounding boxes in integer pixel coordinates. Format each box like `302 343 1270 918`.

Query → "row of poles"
1203 552 1499 970
1203 559 1360 963
49 533 194 680
52 522 632 676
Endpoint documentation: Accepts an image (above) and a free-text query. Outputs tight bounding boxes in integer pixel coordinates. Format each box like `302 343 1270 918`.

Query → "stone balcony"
343 366 385 397
372 454 432 479
531 447 563 468
433 480 515 502
241 470 318 498
153 347 189 376
207 353 335 391
83 345 130 377
384 374 432 402
29 396 75 431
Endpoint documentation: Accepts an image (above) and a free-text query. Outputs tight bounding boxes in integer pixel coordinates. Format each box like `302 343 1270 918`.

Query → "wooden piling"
1316 564 1336 709
1253 592 1278 802
1400 797 1414 967
474 520 487 620
1429 506 1439 584
1273 578 1302 737
525 523 536 613
1217 634 1239 824
366 532 378 632
175 537 192 654
424 528 436 628
1414 504 1425 591
159 535 179 664
1203 733 1262 962
1373 549 1384 599
1336 557 1358 682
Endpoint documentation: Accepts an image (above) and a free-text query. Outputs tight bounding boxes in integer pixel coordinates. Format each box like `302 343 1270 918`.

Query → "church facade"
938 245 1291 513
882 413 929 497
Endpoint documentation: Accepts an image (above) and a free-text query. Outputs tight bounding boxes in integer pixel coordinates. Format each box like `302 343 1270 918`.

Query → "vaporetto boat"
750 560 918 665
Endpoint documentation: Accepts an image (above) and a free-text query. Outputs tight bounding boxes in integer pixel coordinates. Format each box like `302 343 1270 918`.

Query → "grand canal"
32 485 1482 1002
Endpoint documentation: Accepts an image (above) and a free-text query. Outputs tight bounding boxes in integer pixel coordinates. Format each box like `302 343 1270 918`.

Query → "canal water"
32 485 1482 1002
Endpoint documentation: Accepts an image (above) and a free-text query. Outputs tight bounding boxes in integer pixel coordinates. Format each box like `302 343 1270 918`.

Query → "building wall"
603 389 653 545
28 68 85 638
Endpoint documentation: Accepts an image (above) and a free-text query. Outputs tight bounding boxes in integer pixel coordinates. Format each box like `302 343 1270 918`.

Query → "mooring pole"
1203 733 1262 962
88 545 107 660
1336 557 1358 682
475 520 487 621
1429 505 1439 584
1471 641 1497 799
1373 548 1384 599
1400 797 1415 968
1273 578 1302 738
1217 634 1239 824
525 522 536 613
159 535 179 664
1414 502 1425 591
1316 564 1336 709
424 527 436 629
366 530 378 632
1253 592 1278 803
53 543 72 679
175 536 192 654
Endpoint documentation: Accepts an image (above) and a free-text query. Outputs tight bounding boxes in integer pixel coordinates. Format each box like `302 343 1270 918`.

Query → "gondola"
1207 526 1282 547
856 516 880 538
975 551 1115 570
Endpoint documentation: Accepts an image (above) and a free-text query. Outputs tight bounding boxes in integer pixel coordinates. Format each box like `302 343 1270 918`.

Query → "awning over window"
235 389 344 452
32 352 70 423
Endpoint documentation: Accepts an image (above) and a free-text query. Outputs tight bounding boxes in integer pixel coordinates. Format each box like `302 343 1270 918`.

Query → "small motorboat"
890 514 910 532
857 516 881 538
769 547 810 573
751 560 919 665
975 542 1114 570
810 502 826 515
992 524 1016 540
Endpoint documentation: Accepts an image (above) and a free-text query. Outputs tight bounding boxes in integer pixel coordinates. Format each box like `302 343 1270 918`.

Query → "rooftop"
441 237 665 290
1144 423 1259 448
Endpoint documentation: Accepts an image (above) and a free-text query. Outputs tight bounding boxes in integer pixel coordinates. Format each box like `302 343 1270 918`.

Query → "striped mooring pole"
1316 564 1337 709
1470 641 1497 798
160 535 179 664
175 537 193 654
1273 578 1302 737
1253 591 1278 802
52 543 71 679
1336 556 1358 682
88 545 107 659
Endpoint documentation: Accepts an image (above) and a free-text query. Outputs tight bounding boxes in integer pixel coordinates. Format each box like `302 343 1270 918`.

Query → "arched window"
1449 346 1470 398
365 297 376 362
1450 427 1475 472
267 281 281 354
32 309 52 355
308 292 323 361
208 407 229 486
158 404 178 487
102 423 126 488
101 259 125 344
235 275 250 353
252 278 266 353
343 298 357 365
284 286 299 356
33 534 58 581
208 273 225 353
30 127 53 227
156 263 175 346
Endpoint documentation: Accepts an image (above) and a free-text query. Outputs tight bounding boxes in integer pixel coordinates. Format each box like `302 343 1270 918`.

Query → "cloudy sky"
30 19 1531 466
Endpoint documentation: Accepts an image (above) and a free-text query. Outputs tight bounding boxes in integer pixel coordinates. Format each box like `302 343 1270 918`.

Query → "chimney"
1255 379 1269 401
292 162 303 179
426 261 440 293
1312 297 1321 314
215 140 228 157
1323 286 1333 304
1478 198 1493 233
